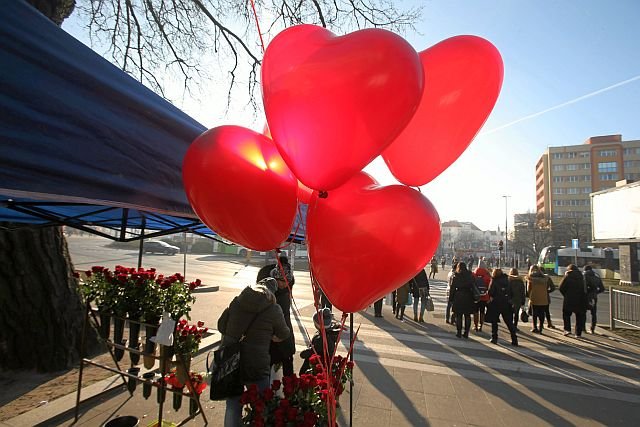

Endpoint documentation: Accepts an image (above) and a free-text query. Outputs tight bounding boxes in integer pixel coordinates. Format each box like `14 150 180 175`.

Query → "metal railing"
610 289 640 330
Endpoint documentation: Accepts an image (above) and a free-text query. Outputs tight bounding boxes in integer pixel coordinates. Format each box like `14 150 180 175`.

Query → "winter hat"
258 277 278 295
312 307 333 329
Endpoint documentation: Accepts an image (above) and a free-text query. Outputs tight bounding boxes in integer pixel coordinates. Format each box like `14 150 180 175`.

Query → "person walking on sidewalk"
410 269 431 323
449 262 475 338
583 265 605 333
445 263 457 324
559 264 588 337
441 256 446 271
395 280 411 321
472 266 491 332
508 268 526 332
526 265 550 334
485 268 518 346
429 256 438 279
373 297 384 318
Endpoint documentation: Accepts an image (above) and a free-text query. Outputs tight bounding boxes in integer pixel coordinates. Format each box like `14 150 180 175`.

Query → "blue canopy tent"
0 0 306 243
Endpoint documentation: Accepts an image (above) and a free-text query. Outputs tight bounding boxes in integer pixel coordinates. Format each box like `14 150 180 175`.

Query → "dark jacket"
410 270 430 297
449 271 476 315
584 270 605 303
485 273 513 322
299 326 340 375
559 270 588 313
508 275 526 307
218 286 290 381
270 285 296 363
396 281 411 305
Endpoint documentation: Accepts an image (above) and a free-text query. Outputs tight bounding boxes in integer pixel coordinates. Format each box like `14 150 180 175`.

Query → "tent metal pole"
349 312 353 427
183 231 187 278
138 216 146 269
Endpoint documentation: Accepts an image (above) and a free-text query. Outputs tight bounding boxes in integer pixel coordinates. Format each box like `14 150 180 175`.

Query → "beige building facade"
536 134 640 224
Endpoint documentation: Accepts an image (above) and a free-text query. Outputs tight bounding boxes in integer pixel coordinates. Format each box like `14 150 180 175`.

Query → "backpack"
475 276 490 302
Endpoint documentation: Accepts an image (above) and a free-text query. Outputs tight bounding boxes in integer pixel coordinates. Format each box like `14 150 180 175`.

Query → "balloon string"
249 0 266 54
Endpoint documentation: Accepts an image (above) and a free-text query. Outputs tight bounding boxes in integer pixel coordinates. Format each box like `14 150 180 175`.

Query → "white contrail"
481 74 640 135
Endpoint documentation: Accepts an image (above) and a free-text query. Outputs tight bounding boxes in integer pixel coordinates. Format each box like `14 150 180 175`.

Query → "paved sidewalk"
6 267 640 426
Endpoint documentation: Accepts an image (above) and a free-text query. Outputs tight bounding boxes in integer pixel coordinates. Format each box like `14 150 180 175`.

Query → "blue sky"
63 0 640 231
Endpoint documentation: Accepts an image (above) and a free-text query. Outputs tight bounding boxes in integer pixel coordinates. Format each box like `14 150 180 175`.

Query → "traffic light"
498 240 504 251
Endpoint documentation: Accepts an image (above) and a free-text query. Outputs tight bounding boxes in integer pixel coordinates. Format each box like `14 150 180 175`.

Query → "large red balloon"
182 125 298 251
262 24 424 192
306 172 441 312
382 35 504 187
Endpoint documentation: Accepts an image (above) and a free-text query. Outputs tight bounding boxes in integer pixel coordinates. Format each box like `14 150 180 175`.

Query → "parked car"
143 240 180 255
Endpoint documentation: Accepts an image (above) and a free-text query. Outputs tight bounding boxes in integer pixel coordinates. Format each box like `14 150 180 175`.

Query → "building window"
599 150 617 157
567 188 579 194
581 163 591 169
566 164 578 171
568 176 578 182
600 173 618 181
583 175 591 182
637 148 640 155
579 152 590 158
553 164 565 171
553 188 564 194
552 153 563 159
598 162 617 172
554 200 562 206
624 160 639 168
567 152 576 159
624 148 633 155
582 187 592 194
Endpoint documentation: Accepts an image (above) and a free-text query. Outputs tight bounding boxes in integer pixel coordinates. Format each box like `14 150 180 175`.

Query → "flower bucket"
175 354 191 384
126 367 140 393
105 415 139 427
172 390 184 411
189 398 198 416
129 320 141 365
142 372 156 399
113 317 126 361
99 310 111 340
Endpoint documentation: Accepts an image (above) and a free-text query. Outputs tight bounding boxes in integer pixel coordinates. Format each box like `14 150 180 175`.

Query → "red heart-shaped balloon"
262 24 424 192
382 35 503 186
306 172 441 312
182 125 298 251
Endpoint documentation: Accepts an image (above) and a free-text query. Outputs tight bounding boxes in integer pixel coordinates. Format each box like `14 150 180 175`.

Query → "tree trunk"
0 226 100 372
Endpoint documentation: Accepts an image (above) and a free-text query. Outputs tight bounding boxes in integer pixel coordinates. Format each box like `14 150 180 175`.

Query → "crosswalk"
289 279 640 405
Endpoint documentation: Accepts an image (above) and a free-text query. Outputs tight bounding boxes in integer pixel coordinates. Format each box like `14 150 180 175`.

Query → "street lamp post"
502 195 510 267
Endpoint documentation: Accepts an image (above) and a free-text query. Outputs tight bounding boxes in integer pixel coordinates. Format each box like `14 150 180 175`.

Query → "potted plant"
173 320 207 383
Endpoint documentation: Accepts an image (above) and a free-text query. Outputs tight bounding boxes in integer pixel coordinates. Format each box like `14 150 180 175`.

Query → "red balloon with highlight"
382 35 504 186
182 125 298 251
262 24 424 192
306 172 441 312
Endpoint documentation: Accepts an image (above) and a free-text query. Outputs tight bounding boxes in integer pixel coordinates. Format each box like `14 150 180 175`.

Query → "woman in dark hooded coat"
559 264 588 337
449 262 475 338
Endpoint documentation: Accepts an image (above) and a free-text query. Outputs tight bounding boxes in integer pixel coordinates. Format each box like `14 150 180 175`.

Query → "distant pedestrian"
485 268 518 346
441 256 446 270
472 266 491 332
544 271 557 329
410 269 430 323
373 297 384 318
449 262 475 338
526 257 532 270
583 265 605 333
559 264 588 337
508 268 526 332
445 263 457 324
526 265 550 334
395 281 411 321
429 257 438 279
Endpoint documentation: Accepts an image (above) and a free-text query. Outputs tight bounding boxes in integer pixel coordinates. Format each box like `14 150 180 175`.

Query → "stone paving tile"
421 372 456 396
390 389 429 426
356 384 392 411
425 393 466 423
448 376 493 403
458 398 505 427
426 418 471 427
392 367 425 393
351 405 391 427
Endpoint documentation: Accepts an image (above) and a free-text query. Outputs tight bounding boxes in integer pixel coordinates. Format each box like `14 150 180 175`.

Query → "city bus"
537 246 619 277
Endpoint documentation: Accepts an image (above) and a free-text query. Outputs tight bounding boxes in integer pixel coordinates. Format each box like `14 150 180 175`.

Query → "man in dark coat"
583 265 605 334
410 269 430 323
559 264 588 337
485 269 518 346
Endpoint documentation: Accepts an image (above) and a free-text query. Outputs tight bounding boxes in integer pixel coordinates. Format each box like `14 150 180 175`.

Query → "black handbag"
210 305 269 400
520 306 529 323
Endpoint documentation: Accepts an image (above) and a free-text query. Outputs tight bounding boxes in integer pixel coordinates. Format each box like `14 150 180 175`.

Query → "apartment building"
535 134 640 224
